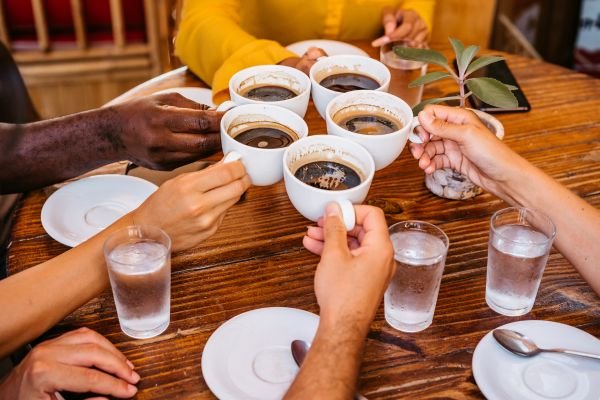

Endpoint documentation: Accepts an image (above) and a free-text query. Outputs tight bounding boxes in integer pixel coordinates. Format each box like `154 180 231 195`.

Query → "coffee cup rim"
283 135 375 193
220 103 309 152
325 90 413 139
309 55 391 95
229 64 311 105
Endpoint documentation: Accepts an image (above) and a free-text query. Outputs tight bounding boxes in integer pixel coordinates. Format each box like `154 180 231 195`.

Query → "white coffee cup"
283 135 375 230
221 104 308 186
325 90 422 170
226 65 311 117
309 55 391 119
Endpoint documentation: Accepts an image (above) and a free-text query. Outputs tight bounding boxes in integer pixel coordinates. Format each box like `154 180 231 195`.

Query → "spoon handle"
547 348 600 361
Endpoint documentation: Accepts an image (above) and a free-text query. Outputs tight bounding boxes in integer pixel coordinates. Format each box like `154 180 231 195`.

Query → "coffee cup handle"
216 100 237 113
223 151 242 164
408 116 424 144
336 199 356 231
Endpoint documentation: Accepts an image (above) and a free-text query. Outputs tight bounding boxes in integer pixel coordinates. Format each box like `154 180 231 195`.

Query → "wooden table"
8 42 600 399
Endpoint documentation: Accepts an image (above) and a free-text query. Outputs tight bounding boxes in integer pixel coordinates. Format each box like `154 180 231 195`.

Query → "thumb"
322 202 349 257
418 109 465 143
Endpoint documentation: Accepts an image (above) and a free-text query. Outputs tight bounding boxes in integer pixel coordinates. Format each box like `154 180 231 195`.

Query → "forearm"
0 215 131 357
0 107 125 193
285 315 370 399
499 159 600 294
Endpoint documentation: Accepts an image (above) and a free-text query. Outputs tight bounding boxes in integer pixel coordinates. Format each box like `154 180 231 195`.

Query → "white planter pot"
424 109 504 200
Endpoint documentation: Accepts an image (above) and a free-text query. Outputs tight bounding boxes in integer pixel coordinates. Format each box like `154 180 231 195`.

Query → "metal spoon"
493 329 600 360
291 340 368 400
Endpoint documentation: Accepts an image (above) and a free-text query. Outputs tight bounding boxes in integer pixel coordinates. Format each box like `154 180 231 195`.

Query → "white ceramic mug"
283 135 375 230
325 90 422 170
221 104 308 186
224 65 311 117
309 55 391 119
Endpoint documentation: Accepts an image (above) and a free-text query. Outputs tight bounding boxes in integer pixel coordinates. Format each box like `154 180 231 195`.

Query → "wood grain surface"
8 42 600 399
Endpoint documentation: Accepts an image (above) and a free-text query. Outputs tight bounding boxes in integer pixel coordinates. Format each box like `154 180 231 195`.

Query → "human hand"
0 328 138 400
131 157 250 252
371 8 429 47
303 204 395 331
278 47 328 75
410 105 527 198
110 93 223 171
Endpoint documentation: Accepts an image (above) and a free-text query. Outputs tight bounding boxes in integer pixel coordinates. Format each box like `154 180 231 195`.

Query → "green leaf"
458 45 479 76
465 56 504 76
393 46 449 69
449 37 464 62
408 71 451 88
505 84 518 91
466 77 518 108
412 96 461 115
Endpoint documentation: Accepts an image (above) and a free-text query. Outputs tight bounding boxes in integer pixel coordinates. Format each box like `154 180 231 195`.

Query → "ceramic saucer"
153 87 215 108
473 320 600 400
202 307 319 400
41 175 157 247
286 40 369 58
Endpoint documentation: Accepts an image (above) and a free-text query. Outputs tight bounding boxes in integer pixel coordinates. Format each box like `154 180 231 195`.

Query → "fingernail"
326 202 341 217
131 371 140 383
128 384 138 394
419 110 432 123
126 359 134 369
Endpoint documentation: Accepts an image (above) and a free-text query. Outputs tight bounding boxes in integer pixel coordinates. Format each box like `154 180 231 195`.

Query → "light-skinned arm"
0 93 222 194
410 105 600 295
0 159 251 358
285 204 395 399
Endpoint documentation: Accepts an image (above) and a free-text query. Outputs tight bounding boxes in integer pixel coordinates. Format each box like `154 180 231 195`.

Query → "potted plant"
394 38 518 200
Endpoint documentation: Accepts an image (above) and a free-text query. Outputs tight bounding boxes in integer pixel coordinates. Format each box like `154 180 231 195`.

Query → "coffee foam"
333 104 406 130
314 65 381 88
286 143 367 183
227 115 299 142
237 72 303 96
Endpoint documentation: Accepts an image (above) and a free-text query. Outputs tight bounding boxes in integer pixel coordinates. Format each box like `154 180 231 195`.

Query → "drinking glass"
384 221 449 332
486 207 556 316
104 225 172 339
380 41 428 108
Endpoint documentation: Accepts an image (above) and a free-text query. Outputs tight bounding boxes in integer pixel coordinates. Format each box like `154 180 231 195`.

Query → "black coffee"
294 161 362 191
240 85 297 101
319 73 380 92
233 123 297 149
335 114 402 135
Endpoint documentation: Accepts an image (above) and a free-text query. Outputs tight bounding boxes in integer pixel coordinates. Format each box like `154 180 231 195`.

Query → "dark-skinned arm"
0 93 222 194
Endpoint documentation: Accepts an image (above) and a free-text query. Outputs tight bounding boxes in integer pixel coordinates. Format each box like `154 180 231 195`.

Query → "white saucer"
286 40 369 58
473 320 600 400
153 87 215 108
202 307 319 400
41 175 157 247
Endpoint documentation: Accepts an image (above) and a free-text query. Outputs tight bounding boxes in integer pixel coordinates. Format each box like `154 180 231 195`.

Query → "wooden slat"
0 2 10 50
70 0 87 50
143 0 162 74
31 0 50 51
109 0 125 48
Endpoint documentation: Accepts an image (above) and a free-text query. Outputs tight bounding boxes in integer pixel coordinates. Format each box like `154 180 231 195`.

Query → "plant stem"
459 74 466 108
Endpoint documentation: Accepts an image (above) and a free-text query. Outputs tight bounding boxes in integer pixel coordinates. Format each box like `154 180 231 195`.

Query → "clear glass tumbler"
486 207 556 316
384 221 449 332
104 225 172 339
380 41 428 108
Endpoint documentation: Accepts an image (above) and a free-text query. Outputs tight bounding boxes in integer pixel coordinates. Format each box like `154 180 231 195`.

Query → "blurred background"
0 0 597 119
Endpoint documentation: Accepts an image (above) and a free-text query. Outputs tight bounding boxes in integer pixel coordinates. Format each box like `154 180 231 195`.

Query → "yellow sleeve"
401 0 436 33
175 0 297 104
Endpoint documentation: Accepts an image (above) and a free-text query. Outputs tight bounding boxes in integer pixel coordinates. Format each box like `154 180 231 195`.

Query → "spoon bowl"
493 328 600 361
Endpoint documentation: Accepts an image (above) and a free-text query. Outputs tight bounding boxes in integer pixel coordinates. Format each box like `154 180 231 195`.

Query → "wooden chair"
0 0 176 118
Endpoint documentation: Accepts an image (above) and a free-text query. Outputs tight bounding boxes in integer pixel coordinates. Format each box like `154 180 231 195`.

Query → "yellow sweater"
175 0 436 104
